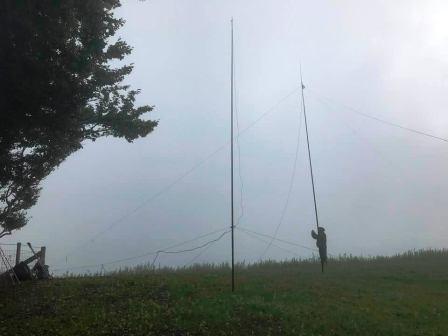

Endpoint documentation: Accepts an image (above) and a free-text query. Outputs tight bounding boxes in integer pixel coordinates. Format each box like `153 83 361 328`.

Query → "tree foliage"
0 0 158 237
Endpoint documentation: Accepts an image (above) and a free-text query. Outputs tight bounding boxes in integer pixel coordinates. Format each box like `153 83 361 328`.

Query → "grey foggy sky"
4 0 448 273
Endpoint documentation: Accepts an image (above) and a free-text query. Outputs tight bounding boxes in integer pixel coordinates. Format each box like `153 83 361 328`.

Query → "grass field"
1 250 447 335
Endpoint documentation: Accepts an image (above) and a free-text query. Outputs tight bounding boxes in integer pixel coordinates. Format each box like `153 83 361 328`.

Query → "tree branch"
0 230 11 239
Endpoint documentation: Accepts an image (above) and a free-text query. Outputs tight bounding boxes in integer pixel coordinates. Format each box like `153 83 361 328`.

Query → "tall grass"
86 248 448 278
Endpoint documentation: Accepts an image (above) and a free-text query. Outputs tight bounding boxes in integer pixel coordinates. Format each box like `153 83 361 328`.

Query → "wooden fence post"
15 242 21 266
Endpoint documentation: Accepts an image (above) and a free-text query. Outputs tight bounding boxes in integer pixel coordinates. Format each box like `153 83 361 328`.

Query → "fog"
4 0 448 273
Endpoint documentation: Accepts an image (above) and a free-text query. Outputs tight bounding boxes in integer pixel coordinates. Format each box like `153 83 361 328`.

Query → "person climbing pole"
311 227 327 272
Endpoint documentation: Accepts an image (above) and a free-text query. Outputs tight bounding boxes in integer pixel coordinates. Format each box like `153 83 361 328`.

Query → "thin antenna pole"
300 68 320 229
230 18 235 292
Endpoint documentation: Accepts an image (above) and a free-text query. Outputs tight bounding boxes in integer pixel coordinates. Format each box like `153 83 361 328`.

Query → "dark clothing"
311 227 327 271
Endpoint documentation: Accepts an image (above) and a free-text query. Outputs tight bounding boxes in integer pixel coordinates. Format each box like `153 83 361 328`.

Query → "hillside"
1 250 447 335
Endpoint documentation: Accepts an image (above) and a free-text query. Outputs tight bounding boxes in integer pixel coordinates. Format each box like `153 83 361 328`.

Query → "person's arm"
311 230 318 239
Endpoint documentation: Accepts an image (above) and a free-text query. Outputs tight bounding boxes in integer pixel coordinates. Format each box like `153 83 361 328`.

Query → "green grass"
1 249 448 335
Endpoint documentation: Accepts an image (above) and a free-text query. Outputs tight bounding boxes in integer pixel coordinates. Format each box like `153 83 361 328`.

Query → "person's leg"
319 249 325 272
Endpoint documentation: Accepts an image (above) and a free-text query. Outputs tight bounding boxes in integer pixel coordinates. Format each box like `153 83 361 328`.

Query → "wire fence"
0 248 15 273
0 243 43 273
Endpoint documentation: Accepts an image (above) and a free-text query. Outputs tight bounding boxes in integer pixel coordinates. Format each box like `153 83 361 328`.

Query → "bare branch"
0 230 11 239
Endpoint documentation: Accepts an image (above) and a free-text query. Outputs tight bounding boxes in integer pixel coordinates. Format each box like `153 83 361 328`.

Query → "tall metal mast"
230 18 235 292
300 69 320 230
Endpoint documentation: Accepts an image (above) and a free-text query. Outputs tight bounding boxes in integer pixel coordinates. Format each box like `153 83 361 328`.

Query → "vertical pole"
15 242 21 266
300 69 320 229
230 18 235 292
40 246 46 265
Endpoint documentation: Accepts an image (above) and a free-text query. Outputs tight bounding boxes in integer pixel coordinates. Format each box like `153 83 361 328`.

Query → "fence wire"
0 244 42 273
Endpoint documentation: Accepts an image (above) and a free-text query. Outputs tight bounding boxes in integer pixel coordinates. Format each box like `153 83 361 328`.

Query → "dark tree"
0 1 158 238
